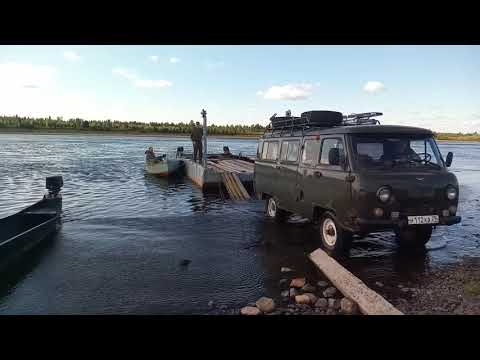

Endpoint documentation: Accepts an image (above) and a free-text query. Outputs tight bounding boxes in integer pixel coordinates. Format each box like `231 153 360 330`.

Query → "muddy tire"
319 212 353 256
265 197 288 223
395 225 432 248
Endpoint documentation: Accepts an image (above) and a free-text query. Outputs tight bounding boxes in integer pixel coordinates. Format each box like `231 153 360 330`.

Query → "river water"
0 134 479 314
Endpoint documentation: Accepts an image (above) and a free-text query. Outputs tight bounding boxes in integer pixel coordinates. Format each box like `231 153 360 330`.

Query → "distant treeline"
0 115 265 136
434 132 480 141
0 115 478 140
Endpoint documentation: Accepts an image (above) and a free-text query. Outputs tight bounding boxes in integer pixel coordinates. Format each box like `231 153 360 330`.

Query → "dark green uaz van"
254 111 461 255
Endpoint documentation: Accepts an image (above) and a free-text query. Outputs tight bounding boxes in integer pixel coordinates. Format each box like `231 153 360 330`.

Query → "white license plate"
407 215 439 225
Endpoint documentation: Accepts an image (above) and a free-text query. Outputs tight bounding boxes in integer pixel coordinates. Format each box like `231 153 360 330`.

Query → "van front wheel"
319 212 353 256
265 197 288 222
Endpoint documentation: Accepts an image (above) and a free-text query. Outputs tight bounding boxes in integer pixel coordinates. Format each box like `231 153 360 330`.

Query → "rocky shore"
207 266 360 316
205 257 480 315
385 258 480 315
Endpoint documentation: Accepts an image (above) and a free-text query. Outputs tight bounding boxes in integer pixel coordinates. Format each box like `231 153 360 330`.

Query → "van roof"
262 125 433 138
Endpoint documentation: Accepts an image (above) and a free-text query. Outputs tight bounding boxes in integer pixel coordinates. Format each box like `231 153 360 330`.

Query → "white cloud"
363 81 385 93
149 55 159 63
169 57 180 64
257 83 313 100
63 51 81 62
112 67 172 89
0 63 56 90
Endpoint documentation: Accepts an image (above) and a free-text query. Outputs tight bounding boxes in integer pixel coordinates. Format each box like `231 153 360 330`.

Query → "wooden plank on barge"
308 248 403 315
225 159 255 170
227 173 245 200
231 173 251 200
213 162 246 174
221 172 240 200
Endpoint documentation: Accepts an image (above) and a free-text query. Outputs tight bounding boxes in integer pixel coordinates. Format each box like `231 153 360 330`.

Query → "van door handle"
314 171 322 177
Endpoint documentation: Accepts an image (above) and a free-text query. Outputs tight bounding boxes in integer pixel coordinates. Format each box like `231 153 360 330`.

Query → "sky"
0 45 479 133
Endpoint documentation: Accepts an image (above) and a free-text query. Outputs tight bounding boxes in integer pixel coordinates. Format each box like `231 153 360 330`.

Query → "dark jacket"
191 126 203 142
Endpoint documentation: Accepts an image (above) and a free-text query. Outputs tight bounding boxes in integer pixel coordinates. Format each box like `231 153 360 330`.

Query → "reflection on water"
0 134 479 314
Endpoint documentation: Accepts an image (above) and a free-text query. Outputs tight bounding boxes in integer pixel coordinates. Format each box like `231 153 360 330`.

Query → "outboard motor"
46 176 63 198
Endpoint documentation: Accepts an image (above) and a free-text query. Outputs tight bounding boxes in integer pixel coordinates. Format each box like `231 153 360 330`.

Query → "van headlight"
376 186 392 203
446 186 458 200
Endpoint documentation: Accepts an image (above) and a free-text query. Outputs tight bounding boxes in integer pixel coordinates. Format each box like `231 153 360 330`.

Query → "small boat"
145 153 184 176
0 176 63 271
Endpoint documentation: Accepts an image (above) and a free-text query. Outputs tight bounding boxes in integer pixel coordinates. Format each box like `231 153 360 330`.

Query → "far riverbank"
0 128 262 140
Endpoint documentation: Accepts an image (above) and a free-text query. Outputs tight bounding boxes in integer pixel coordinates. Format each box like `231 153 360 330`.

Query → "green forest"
0 115 478 140
0 115 265 136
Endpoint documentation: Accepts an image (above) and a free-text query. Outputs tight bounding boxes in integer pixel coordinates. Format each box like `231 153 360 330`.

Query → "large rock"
340 297 358 315
328 298 341 309
240 306 261 315
323 286 337 298
255 297 276 313
314 298 328 309
295 294 311 305
304 293 318 304
290 278 306 288
301 284 316 293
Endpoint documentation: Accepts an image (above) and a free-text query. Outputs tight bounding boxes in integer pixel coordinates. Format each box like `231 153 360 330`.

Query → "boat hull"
145 159 184 176
0 196 62 271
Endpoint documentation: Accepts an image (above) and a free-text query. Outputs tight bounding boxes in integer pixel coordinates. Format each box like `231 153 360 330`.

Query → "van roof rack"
342 112 382 126
264 111 383 137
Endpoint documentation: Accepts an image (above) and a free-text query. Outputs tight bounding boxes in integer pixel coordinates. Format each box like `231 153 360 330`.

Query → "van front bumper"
352 215 461 232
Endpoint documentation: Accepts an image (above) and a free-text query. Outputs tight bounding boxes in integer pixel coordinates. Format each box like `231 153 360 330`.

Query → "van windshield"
351 135 444 170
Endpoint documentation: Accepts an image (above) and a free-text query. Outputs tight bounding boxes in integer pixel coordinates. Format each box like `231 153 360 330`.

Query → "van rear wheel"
265 197 288 222
395 225 432 247
319 212 353 256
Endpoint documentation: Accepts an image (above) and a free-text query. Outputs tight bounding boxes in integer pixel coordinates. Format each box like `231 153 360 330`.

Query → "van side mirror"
445 152 453 167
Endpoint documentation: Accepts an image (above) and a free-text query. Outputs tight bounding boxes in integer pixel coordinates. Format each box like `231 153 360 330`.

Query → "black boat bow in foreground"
0 176 63 270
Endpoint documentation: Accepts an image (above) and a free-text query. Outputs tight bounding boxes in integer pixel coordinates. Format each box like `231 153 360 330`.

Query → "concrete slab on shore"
309 248 403 315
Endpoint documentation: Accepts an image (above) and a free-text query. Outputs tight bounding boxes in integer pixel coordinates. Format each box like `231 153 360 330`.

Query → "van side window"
286 141 300 162
279 141 300 163
280 141 289 162
265 141 279 161
257 140 264 159
261 141 269 159
302 139 319 165
320 138 345 166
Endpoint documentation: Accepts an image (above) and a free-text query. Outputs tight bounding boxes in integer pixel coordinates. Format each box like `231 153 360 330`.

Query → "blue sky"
0 45 479 132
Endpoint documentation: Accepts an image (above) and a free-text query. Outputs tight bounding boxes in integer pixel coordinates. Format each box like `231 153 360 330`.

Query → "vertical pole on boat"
201 109 207 168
